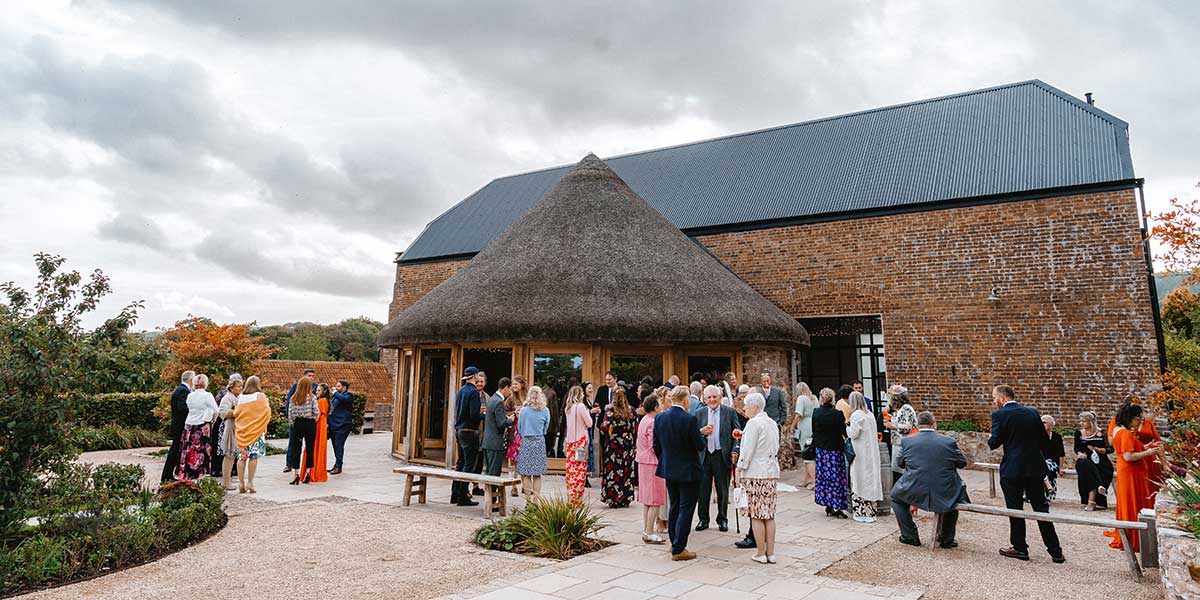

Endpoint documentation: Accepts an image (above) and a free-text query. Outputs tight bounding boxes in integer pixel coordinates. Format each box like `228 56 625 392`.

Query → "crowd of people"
450 365 1168 565
160 368 357 493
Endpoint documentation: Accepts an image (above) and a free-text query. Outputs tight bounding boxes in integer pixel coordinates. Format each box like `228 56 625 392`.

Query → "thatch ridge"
379 154 809 348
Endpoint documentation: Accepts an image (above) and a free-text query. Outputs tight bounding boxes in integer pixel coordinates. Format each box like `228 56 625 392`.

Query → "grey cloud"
97 213 171 251
192 232 390 299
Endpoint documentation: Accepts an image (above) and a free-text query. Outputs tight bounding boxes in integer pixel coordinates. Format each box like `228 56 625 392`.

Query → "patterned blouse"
288 395 320 421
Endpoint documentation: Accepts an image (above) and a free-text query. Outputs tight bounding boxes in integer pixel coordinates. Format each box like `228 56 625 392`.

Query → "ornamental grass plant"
474 496 606 560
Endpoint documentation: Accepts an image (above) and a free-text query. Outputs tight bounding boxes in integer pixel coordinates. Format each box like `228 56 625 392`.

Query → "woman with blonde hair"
846 392 882 523
791 382 818 488
516 386 551 501
1074 410 1113 510
232 376 271 493
506 375 527 496
601 387 637 508
563 385 593 503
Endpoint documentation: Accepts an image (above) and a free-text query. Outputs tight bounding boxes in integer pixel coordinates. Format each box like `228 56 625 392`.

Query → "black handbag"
843 438 856 465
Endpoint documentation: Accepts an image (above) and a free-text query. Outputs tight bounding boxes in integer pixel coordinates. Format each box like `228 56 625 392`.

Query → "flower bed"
0 463 227 597
1158 475 1200 599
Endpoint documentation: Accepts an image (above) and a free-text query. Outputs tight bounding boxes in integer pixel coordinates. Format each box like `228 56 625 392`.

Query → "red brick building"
380 80 1162 462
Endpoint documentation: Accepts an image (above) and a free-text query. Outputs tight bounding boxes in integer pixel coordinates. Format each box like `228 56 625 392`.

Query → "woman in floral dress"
563 385 592 504
601 387 637 508
505 375 527 497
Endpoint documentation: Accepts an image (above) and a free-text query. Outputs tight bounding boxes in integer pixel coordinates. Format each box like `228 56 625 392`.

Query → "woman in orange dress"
1108 401 1166 504
300 384 331 483
1104 403 1161 551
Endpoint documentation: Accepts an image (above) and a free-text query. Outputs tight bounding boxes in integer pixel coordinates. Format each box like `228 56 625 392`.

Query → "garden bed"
473 497 610 560
0 464 228 598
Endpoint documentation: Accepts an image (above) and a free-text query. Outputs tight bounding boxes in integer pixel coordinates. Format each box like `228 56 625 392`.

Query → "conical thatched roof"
378 154 809 348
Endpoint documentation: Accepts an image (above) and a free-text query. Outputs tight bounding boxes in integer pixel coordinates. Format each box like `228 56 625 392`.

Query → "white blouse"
184 389 219 425
736 411 781 480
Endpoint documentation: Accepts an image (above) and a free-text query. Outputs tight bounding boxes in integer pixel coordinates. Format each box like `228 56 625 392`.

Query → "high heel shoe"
289 476 300 485
302 474 311 484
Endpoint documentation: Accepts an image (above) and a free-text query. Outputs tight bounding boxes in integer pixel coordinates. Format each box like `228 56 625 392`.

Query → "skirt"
517 435 547 476
240 435 268 460
743 477 778 520
565 436 589 502
176 422 214 480
851 493 877 519
637 462 666 506
814 447 848 511
217 418 238 456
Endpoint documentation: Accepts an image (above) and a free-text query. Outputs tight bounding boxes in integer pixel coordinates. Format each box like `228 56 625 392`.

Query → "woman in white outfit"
846 391 882 523
736 392 781 564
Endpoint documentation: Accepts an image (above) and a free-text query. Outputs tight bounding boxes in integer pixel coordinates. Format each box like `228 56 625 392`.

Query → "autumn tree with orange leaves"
159 316 274 390
1148 181 1200 469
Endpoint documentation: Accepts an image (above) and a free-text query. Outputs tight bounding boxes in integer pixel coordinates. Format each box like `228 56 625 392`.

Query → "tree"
325 317 382 362
0 253 142 537
159 317 274 389
77 332 170 394
277 326 332 361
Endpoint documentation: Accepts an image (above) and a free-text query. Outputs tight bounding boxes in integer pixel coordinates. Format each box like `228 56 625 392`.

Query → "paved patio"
76 432 1123 600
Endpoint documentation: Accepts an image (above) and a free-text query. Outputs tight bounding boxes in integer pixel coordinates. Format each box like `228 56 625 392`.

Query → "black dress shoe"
999 547 1030 561
328 467 342 475
734 536 757 549
718 523 729 532
457 499 480 507
695 522 709 531
938 540 958 549
899 537 922 547
1050 553 1066 564
283 466 293 473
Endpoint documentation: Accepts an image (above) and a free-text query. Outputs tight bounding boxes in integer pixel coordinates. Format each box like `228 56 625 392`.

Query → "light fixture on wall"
986 287 1001 303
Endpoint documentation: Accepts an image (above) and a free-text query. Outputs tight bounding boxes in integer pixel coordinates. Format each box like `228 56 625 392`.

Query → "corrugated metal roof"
400 80 1134 263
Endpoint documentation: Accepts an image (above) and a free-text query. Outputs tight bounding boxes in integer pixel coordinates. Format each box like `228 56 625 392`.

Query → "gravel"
22 499 538 600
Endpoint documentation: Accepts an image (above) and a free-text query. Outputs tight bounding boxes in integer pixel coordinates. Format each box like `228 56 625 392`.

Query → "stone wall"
386 190 1161 420
1155 490 1200 599
950 430 1075 465
742 345 792 391
372 401 393 433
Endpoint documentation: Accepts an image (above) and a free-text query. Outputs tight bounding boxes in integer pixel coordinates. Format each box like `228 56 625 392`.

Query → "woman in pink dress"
635 393 668 544
505 376 527 497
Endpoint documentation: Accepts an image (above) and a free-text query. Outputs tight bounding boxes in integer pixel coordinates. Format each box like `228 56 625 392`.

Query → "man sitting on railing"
890 411 971 548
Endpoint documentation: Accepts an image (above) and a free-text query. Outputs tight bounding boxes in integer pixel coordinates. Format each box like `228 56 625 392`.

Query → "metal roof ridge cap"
1029 79 1130 129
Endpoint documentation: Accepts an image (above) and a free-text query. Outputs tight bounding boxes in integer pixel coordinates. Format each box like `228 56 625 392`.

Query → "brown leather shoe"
671 550 697 561
999 547 1030 561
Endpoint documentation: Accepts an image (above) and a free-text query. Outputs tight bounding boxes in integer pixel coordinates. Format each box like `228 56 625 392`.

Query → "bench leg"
1117 529 1143 580
988 471 996 499
417 476 427 504
403 474 414 507
929 512 944 551
483 485 495 517
499 486 508 516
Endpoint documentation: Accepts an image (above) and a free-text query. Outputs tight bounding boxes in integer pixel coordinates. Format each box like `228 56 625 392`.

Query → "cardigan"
518 406 550 437
564 402 593 444
736 411 780 479
635 413 659 465
811 404 847 451
184 390 218 425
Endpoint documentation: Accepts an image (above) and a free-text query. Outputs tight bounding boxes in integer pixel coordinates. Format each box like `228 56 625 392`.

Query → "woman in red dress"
1108 400 1166 505
1104 403 1161 551
299 384 331 483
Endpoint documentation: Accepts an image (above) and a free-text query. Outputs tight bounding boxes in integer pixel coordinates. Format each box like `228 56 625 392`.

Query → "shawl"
233 393 271 448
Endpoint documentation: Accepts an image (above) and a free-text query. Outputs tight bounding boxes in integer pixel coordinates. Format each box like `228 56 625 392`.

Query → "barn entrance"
798 316 886 421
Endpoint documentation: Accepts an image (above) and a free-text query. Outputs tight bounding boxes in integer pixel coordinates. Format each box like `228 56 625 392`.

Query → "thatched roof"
379 154 809 348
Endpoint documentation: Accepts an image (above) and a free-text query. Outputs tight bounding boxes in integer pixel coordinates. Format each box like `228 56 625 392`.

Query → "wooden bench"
972 462 1076 499
954 502 1153 579
393 466 521 517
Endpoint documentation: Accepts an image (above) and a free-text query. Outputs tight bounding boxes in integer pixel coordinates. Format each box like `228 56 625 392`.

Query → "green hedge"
70 392 166 431
71 425 169 452
939 419 983 432
0 465 226 596
350 391 367 434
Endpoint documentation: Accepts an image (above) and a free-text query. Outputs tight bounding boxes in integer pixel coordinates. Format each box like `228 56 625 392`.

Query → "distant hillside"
1156 272 1198 303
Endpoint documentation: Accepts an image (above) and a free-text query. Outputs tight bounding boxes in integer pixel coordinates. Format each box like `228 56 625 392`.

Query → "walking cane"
732 467 740 534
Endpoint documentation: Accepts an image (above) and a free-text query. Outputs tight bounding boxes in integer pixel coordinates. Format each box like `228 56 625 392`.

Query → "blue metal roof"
401 80 1134 263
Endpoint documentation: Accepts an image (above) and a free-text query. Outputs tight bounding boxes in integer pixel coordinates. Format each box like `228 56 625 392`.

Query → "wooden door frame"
392 347 415 460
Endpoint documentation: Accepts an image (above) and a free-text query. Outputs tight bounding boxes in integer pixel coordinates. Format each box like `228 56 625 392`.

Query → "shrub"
939 419 982 432
350 391 367 433
474 497 606 560
70 425 168 452
92 463 145 495
70 392 164 431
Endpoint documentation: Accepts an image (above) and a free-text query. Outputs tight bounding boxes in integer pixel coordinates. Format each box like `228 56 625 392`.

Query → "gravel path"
819 501 1164 600
22 498 539 600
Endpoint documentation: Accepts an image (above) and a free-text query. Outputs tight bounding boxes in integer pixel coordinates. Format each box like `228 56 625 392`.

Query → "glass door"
415 348 451 463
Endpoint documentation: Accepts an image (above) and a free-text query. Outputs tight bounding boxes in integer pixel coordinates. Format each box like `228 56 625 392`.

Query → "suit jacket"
988 402 1049 479
653 405 706 482
482 392 512 451
763 386 789 426
693 404 738 468
169 383 190 438
594 385 618 414
891 429 971 513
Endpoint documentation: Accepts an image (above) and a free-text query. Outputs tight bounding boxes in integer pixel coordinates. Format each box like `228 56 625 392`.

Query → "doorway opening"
798 316 886 421
415 348 451 464
687 355 732 386
462 347 513 398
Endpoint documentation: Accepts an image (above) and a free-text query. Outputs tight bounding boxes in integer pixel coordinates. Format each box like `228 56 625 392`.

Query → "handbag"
843 438 856 465
574 444 588 462
731 485 749 510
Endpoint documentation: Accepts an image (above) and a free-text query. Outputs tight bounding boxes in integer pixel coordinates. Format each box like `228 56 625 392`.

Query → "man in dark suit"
594 370 619 414
654 387 707 561
450 367 484 506
759 372 788 427
891 411 971 547
694 385 738 532
160 370 194 483
481 377 513 476
988 384 1065 563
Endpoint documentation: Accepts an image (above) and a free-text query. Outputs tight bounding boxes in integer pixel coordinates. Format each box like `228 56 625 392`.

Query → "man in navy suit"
988 384 1065 563
654 386 707 561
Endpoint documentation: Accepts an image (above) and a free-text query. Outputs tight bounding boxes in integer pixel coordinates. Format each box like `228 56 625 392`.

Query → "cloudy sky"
2 1 1197 331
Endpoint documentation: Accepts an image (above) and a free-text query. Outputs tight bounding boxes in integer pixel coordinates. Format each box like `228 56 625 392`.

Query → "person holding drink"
694 385 739 532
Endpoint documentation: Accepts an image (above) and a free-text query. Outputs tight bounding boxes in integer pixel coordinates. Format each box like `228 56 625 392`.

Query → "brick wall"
697 189 1160 422
386 190 1161 421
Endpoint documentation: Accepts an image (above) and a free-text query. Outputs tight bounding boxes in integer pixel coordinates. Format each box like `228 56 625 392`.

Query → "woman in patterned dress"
601 388 637 508
737 392 781 564
516 386 551 501
811 387 849 518
505 375 527 497
232 376 271 494
217 376 243 490
562 385 592 504
177 374 219 481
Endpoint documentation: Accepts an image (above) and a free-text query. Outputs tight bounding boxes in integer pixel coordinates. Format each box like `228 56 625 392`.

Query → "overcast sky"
2 1 1197 331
